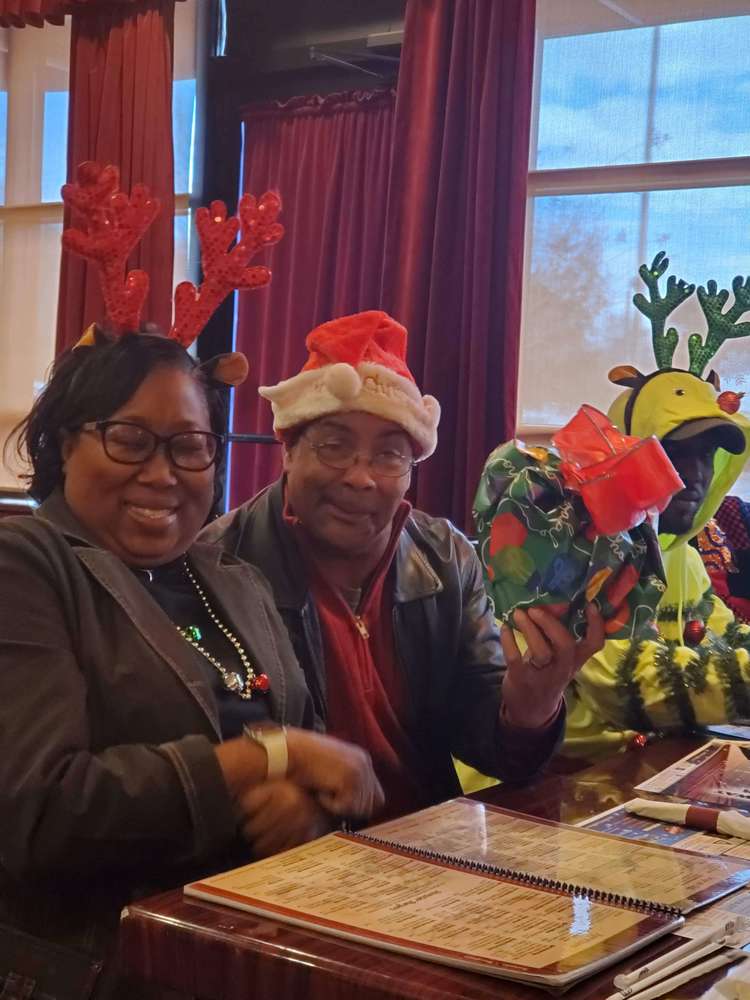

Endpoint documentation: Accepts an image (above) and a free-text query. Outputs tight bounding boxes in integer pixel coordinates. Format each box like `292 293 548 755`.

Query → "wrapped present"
473 406 683 640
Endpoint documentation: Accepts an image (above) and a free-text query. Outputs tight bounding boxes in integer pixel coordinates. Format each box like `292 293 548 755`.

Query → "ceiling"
227 0 405 69
538 0 750 37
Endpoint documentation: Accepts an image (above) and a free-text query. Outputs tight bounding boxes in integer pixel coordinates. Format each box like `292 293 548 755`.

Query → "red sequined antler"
62 161 161 333
169 191 284 348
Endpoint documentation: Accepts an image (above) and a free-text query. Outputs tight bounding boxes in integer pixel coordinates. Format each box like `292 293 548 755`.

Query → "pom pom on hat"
325 362 362 402
259 310 440 457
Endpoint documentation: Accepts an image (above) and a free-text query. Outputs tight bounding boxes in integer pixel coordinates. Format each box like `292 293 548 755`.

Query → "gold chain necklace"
177 561 269 699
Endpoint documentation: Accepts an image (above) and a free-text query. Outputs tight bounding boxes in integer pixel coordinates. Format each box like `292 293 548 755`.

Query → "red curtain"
382 0 536 531
0 0 64 25
0 0 171 27
230 89 396 508
55 0 177 352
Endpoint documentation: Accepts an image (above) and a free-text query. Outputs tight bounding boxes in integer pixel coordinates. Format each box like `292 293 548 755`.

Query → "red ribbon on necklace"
552 405 684 536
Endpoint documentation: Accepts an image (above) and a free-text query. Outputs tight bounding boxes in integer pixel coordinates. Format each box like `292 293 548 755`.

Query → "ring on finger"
524 653 550 670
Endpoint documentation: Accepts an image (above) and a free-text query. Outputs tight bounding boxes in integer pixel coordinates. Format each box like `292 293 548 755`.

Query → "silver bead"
226 672 243 692
176 560 267 700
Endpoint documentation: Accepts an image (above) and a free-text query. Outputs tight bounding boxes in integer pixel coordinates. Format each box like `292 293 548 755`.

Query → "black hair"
280 423 309 450
9 329 228 503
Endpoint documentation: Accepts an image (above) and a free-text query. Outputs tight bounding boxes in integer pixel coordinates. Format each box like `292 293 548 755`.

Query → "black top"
201 477 566 800
132 558 270 737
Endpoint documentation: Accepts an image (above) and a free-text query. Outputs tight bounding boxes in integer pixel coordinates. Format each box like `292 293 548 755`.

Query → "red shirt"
289 502 432 819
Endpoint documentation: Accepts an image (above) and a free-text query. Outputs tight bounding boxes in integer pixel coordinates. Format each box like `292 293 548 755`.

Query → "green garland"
657 592 715 624
614 639 653 732
725 620 750 653
683 642 711 694
652 641 698 730
715 646 750 719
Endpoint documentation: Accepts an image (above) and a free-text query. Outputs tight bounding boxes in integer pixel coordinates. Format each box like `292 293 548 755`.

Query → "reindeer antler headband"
632 251 750 377
62 161 284 383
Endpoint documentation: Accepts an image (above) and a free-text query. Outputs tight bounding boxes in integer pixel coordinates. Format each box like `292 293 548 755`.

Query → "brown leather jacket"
203 479 564 805
0 492 312 970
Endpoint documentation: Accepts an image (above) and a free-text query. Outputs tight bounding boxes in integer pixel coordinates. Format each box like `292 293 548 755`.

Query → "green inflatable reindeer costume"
566 252 750 756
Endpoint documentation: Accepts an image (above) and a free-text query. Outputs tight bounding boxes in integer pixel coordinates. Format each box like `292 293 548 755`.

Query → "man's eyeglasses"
80 421 224 472
306 436 415 479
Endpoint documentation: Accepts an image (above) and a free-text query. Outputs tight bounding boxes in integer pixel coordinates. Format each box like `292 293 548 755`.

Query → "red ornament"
253 673 270 692
683 620 706 646
630 733 649 749
717 390 745 415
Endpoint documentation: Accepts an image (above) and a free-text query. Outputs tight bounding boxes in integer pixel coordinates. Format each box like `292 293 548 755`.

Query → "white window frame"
0 1 198 490
517 5 750 439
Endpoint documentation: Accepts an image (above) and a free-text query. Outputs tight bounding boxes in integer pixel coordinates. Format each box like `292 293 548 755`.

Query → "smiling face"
62 365 216 567
283 411 413 559
659 433 718 536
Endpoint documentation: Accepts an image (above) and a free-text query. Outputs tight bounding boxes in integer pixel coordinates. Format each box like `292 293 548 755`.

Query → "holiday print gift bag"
474 406 683 640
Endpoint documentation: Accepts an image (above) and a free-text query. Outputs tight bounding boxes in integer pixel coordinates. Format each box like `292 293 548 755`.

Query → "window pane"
174 209 194 286
4 20 69 206
173 77 196 194
537 28 652 169
535 14 750 169
0 91 7 205
518 185 750 431
0 213 61 488
654 18 750 163
42 90 68 203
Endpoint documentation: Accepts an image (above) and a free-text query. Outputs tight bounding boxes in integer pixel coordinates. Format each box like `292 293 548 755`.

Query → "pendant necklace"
177 560 269 699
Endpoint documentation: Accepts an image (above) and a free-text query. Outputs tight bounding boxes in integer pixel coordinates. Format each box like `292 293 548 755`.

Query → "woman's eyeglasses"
305 435 415 479
80 421 224 472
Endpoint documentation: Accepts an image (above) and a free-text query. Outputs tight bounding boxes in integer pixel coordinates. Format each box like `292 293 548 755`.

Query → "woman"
0 330 382 988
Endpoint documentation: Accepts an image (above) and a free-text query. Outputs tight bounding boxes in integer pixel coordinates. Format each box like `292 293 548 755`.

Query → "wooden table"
120 736 743 999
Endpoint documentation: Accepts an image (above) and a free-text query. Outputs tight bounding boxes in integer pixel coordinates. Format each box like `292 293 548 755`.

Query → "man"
564 361 750 757
203 310 604 816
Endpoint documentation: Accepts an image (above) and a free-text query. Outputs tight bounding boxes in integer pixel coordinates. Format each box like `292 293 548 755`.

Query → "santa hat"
259 311 441 458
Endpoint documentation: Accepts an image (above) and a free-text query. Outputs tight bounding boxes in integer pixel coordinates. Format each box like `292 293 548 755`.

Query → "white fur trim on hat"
259 361 441 458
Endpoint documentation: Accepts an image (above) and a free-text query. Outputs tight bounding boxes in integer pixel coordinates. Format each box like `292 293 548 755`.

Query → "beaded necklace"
176 561 269 699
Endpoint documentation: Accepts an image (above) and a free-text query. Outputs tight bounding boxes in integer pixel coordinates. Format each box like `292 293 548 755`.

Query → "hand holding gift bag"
474 406 684 641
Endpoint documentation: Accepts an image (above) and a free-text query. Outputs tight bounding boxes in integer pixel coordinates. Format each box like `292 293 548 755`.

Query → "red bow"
552 405 683 535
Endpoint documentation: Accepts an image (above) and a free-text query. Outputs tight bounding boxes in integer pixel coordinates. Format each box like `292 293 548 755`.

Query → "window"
518 1 750 493
173 0 199 292
0 0 199 490
42 90 69 203
0 21 70 488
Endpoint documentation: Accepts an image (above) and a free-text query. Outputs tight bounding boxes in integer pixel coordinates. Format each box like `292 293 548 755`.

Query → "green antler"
688 275 750 376
633 251 695 369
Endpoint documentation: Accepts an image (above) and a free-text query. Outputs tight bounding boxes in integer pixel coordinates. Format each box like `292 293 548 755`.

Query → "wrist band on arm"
242 725 289 780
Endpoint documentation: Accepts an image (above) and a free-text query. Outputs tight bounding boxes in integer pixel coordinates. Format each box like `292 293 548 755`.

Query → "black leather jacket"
203 479 563 802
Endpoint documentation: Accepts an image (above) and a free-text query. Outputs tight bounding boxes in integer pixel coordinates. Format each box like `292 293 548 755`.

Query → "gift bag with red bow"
473 406 683 640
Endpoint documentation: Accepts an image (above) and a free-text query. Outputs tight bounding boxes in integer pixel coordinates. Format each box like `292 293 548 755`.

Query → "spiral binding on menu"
350 832 684 918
